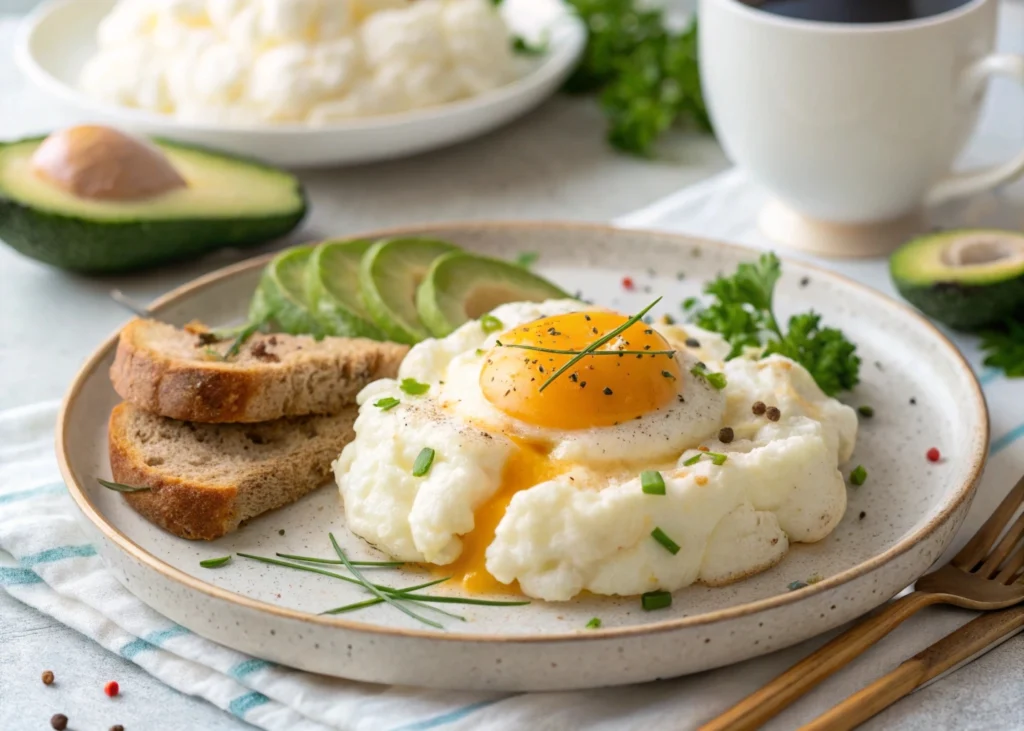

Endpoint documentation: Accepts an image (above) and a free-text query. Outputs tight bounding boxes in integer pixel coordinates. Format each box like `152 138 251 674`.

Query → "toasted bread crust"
110 319 407 423
107 402 356 540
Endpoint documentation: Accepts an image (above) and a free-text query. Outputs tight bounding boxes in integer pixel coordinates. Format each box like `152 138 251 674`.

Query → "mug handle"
926 53 1024 207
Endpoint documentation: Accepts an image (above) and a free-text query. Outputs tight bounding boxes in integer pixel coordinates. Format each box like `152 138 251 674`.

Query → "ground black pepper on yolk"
440 311 684 594
480 311 682 429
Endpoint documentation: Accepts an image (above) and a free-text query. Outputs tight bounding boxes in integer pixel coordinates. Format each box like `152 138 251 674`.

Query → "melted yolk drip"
442 439 567 594
480 311 682 430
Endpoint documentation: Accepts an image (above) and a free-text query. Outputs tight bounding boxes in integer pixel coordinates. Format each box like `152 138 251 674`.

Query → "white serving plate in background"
57 222 988 690
15 0 585 168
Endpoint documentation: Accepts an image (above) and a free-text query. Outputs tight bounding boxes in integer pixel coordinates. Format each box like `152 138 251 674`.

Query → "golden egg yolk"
441 439 564 594
479 311 682 430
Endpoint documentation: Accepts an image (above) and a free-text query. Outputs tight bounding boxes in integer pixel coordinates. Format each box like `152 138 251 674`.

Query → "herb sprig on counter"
685 253 861 396
563 0 710 155
980 320 1024 378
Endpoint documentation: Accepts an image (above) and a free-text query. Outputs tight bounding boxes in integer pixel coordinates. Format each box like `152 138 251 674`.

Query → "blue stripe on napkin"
0 567 43 586
0 481 66 505
229 659 273 680
228 691 271 718
992 421 1024 455
21 544 97 567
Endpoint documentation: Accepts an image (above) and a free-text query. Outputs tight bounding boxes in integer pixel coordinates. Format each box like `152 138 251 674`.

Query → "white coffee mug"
699 0 1024 256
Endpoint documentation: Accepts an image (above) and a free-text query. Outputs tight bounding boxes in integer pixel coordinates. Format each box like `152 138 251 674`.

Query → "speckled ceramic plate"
58 222 988 691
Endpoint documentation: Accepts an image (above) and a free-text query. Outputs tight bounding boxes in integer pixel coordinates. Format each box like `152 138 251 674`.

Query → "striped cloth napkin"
2 169 1023 731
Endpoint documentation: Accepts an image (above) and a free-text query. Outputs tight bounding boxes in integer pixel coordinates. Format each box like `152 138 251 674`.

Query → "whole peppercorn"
766 406 781 422
111 725 126 731
50 714 68 730
752 401 767 415
718 427 735 444
41 670 55 685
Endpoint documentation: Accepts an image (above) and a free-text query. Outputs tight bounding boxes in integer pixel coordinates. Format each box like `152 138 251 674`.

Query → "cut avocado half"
359 237 459 344
0 132 306 273
417 251 572 337
306 239 386 339
254 245 326 336
890 229 1024 330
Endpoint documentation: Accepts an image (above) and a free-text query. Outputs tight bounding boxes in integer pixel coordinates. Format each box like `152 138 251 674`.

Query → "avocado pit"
30 125 187 201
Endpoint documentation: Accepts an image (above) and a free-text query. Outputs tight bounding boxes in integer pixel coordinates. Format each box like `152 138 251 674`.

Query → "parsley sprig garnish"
685 253 860 396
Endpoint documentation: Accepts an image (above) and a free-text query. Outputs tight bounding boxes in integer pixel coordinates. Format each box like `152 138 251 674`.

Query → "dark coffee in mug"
739 0 972 23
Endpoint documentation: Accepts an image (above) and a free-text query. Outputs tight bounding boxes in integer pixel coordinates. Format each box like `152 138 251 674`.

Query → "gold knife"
799 605 1024 731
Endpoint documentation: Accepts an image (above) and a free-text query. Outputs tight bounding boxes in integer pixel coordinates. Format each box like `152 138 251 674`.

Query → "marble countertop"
2 5 1023 730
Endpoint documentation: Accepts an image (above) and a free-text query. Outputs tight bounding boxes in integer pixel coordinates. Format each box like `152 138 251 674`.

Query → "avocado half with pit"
890 229 1024 330
0 126 306 273
417 251 572 337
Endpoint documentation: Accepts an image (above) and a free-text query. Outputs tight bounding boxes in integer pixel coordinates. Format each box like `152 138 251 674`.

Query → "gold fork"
700 474 1024 731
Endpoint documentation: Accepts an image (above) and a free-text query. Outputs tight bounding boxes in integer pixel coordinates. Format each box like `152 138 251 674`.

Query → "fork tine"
953 474 1024 571
994 542 1024 584
977 510 1024 578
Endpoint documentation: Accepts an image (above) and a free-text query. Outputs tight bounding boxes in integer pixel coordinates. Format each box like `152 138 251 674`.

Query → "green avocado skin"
890 230 1024 331
0 197 306 273
893 278 1024 331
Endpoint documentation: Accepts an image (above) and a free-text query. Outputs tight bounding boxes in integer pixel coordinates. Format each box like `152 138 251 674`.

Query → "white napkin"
3 169 1023 731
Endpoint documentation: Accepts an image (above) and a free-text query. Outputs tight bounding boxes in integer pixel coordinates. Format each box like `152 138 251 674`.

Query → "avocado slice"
890 229 1024 330
306 239 387 339
359 238 459 344
417 251 572 337
254 245 326 336
0 132 306 273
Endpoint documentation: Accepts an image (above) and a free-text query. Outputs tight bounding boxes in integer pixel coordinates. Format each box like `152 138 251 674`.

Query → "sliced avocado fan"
417 251 572 337
890 229 1024 331
359 237 458 344
306 239 386 339
254 245 326 337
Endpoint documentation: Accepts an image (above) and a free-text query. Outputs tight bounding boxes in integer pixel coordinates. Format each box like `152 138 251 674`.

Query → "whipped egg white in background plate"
335 299 857 602
15 0 586 166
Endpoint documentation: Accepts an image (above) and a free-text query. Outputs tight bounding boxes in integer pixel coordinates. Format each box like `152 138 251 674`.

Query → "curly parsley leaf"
764 313 861 396
688 253 860 396
980 320 1024 377
565 0 710 155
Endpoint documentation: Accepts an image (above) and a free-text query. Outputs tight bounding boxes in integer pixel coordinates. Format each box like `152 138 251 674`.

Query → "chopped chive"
374 397 400 411
475 348 485 356
200 556 231 568
857 405 874 418
400 378 430 395
480 314 504 334
224 319 265 359
498 343 675 357
683 454 702 467
707 452 728 466
412 448 435 477
98 478 152 493
392 594 530 606
682 296 699 311
276 553 404 567
788 580 808 591
641 590 672 611
328 533 441 629
641 470 666 495
585 617 602 629
539 298 662 392
691 364 726 389
850 465 867 486
806 574 823 585
515 251 539 268
661 370 676 379
651 527 681 555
